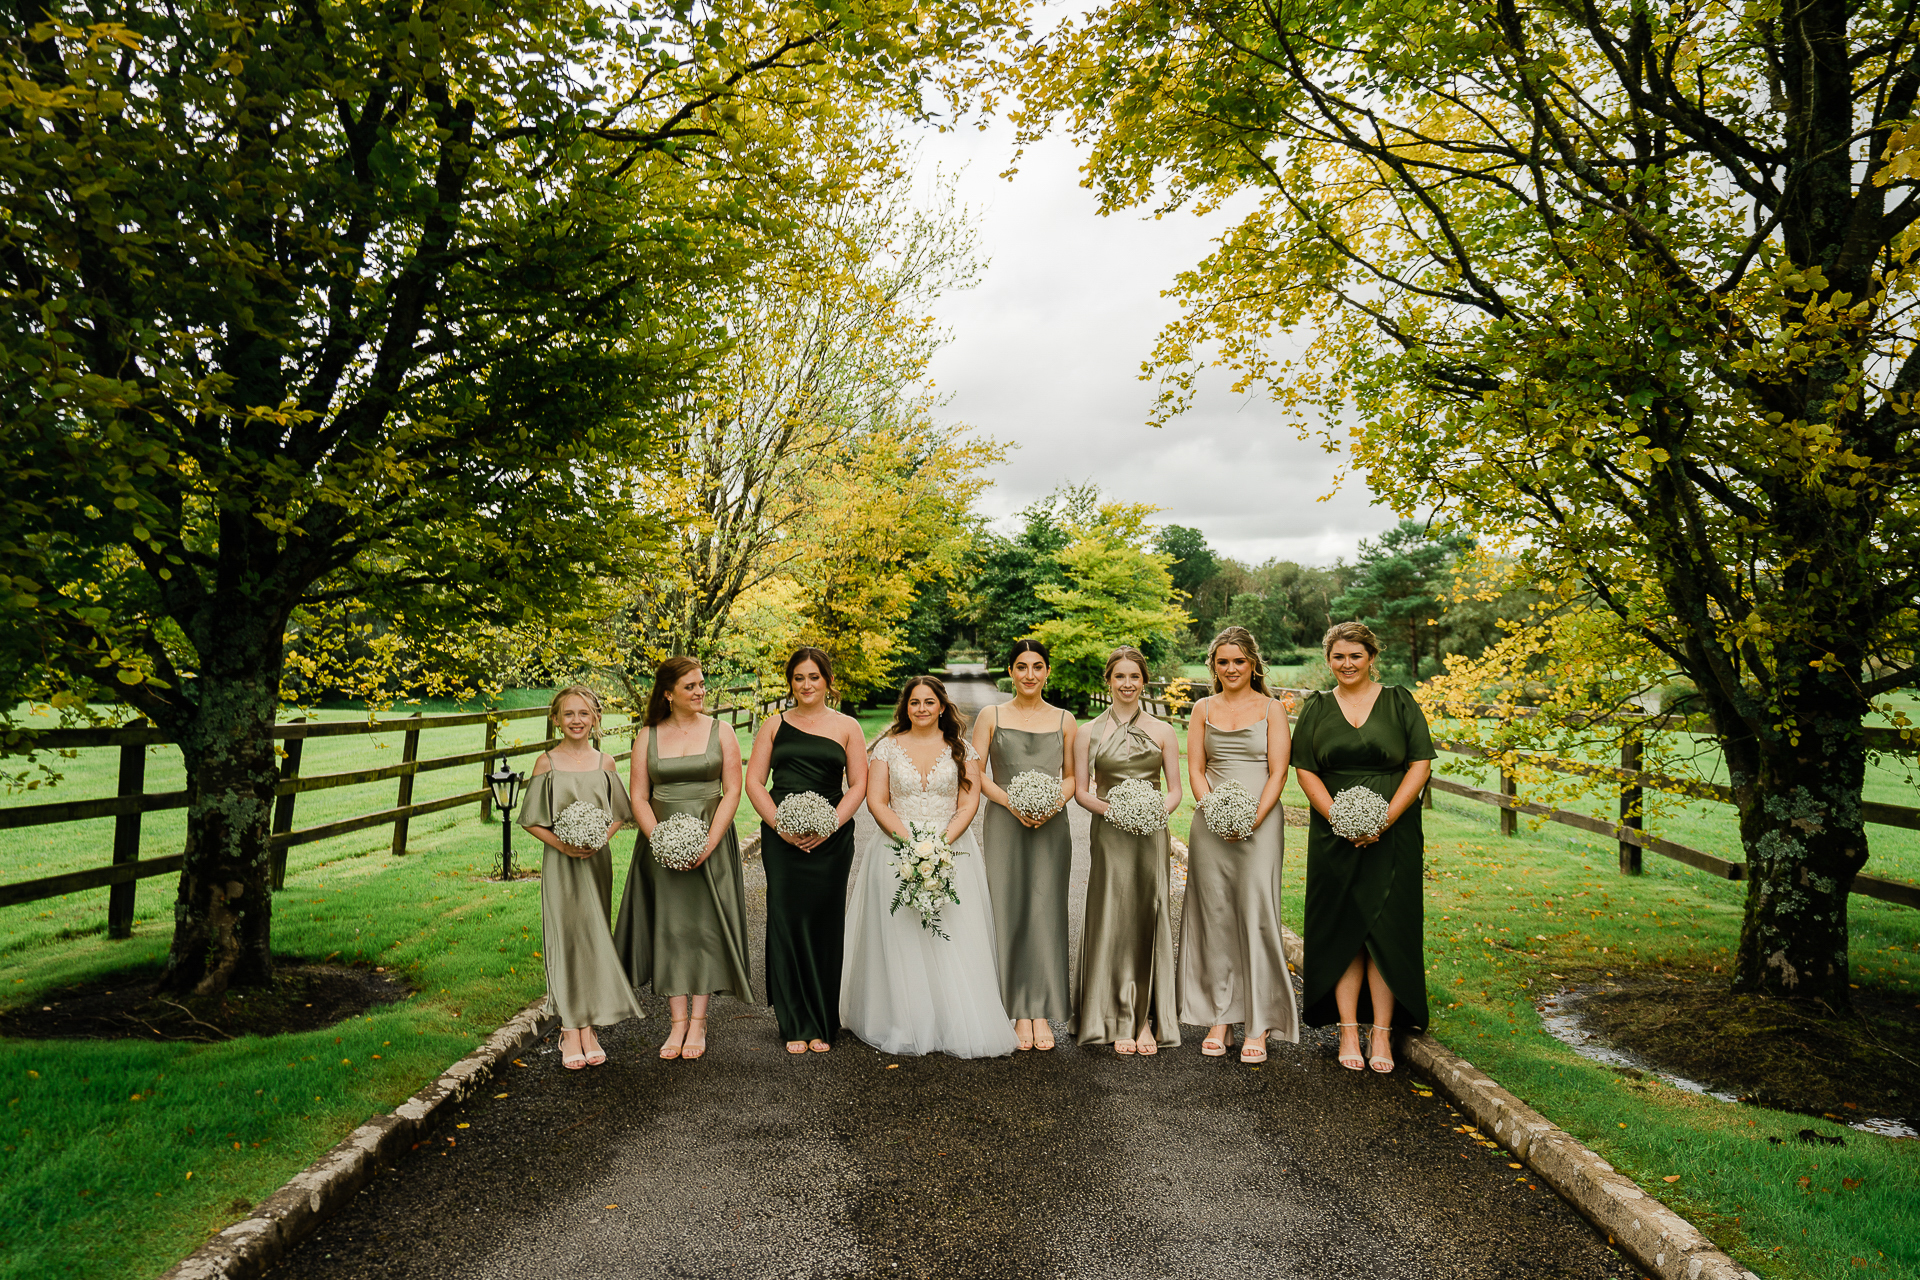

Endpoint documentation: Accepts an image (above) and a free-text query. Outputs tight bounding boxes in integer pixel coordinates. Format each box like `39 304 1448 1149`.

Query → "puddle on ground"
1535 987 1919 1140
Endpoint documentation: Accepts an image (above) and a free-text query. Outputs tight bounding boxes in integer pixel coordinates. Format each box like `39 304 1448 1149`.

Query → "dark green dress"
761 717 856 1043
1294 685 1435 1031
613 722 755 1001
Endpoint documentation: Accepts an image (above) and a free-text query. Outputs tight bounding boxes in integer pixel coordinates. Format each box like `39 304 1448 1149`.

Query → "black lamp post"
488 759 523 880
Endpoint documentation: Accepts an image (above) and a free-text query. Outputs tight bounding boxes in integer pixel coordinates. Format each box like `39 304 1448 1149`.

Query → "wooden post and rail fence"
0 682 794 937
1090 680 1920 911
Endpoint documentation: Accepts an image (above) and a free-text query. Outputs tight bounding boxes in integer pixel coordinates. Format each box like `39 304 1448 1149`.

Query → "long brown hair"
1208 625 1271 695
646 657 702 727
547 684 604 747
884 676 972 792
785 646 836 700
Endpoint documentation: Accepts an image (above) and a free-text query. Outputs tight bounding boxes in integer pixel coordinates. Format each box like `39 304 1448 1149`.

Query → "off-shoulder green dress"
1294 685 1434 1031
613 722 755 1002
518 762 647 1029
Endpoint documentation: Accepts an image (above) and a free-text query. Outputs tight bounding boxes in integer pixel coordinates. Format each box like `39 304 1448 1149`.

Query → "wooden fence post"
1499 766 1518 836
481 718 498 823
270 721 306 891
391 714 422 856
107 727 146 939
1619 729 1644 875
1422 779 1434 810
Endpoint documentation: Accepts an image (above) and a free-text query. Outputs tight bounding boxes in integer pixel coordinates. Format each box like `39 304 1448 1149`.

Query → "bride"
841 677 1020 1058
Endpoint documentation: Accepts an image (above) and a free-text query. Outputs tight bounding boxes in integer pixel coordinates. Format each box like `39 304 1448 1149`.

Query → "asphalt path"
272 681 1637 1279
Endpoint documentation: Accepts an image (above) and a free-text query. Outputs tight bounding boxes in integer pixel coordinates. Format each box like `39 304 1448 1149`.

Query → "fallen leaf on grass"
1663 1175 1680 1183
456 1123 470 1129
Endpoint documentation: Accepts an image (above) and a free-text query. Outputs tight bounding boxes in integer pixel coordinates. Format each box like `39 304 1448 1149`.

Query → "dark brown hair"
645 656 703 727
785 646 835 699
1208 626 1271 696
885 676 972 792
1006 638 1051 668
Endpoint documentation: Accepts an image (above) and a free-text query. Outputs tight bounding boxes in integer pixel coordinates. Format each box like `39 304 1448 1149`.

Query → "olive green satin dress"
613 722 755 1002
761 718 856 1044
1177 703 1300 1041
982 711 1074 1022
1074 711 1180 1048
1295 685 1435 1030
519 764 647 1029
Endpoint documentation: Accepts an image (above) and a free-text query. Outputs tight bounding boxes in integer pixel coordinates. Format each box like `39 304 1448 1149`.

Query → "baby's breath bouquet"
775 790 840 839
1004 770 1062 823
1199 780 1259 841
888 821 962 939
649 812 709 871
1102 778 1169 836
552 800 615 850
1328 786 1392 842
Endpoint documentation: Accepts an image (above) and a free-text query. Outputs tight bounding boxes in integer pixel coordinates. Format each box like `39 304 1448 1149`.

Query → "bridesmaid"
745 647 869 1055
616 656 754 1062
972 639 1077 1051
1072 646 1182 1055
518 685 646 1069
1177 625 1300 1064
1293 621 1435 1073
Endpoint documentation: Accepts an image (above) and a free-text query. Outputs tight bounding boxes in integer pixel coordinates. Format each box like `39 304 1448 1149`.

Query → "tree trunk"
156 618 285 996
1727 700 1869 1008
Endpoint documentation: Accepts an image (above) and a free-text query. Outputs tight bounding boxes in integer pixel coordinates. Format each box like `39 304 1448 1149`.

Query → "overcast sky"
910 116 1397 568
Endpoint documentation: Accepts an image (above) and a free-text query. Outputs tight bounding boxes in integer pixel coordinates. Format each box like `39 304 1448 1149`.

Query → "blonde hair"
1207 625 1271 695
1321 621 1381 660
548 683 604 747
1103 645 1149 684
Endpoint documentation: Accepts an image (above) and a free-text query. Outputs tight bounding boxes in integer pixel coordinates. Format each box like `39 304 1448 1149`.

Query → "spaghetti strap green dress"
1294 685 1435 1031
761 718 856 1044
518 764 647 1029
613 722 755 1001
982 709 1074 1022
1074 711 1179 1048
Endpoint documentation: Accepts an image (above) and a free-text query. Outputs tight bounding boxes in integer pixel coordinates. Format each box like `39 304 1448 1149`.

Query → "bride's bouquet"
649 812 709 871
552 800 615 851
1102 778 1169 836
775 790 840 839
1004 769 1061 823
888 821 963 940
1329 785 1393 841
1199 780 1259 841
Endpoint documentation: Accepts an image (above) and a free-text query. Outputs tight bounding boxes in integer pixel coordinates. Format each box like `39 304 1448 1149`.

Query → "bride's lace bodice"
874 735 977 824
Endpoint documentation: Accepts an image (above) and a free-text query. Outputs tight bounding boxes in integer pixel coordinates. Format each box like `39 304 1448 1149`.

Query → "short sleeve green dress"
518 761 647 1030
1293 685 1435 1031
612 721 755 1002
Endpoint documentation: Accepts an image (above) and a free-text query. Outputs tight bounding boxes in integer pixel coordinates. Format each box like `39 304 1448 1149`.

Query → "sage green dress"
761 718 856 1044
519 763 647 1029
982 710 1074 1022
1177 701 1300 1041
1073 711 1180 1048
613 722 755 1002
1294 685 1435 1031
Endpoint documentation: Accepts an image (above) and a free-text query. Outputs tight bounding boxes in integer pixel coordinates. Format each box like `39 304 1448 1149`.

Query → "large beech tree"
0 0 1019 995
1019 0 1920 1004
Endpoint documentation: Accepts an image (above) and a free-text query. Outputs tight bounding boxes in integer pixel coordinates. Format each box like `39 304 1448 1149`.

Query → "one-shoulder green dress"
982 709 1074 1022
518 763 647 1030
613 722 755 1002
1294 685 1435 1031
1074 711 1179 1048
761 717 856 1044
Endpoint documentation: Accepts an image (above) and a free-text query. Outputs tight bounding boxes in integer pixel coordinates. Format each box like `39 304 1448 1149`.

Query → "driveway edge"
159 994 556 1280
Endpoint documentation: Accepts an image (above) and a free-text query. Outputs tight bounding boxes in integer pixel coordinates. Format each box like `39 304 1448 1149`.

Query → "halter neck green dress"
1294 685 1435 1031
982 708 1074 1022
1074 710 1179 1048
613 721 754 1002
1177 699 1300 1041
761 717 856 1044
518 761 646 1029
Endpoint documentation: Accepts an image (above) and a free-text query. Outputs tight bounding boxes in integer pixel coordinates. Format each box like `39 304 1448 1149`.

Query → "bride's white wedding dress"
840 737 1019 1058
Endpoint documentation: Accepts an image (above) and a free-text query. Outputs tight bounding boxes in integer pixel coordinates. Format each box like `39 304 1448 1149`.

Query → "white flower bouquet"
1005 769 1062 823
552 800 615 851
649 812 709 871
1328 785 1392 841
775 790 840 839
888 821 963 940
1199 779 1259 841
1102 778 1169 836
